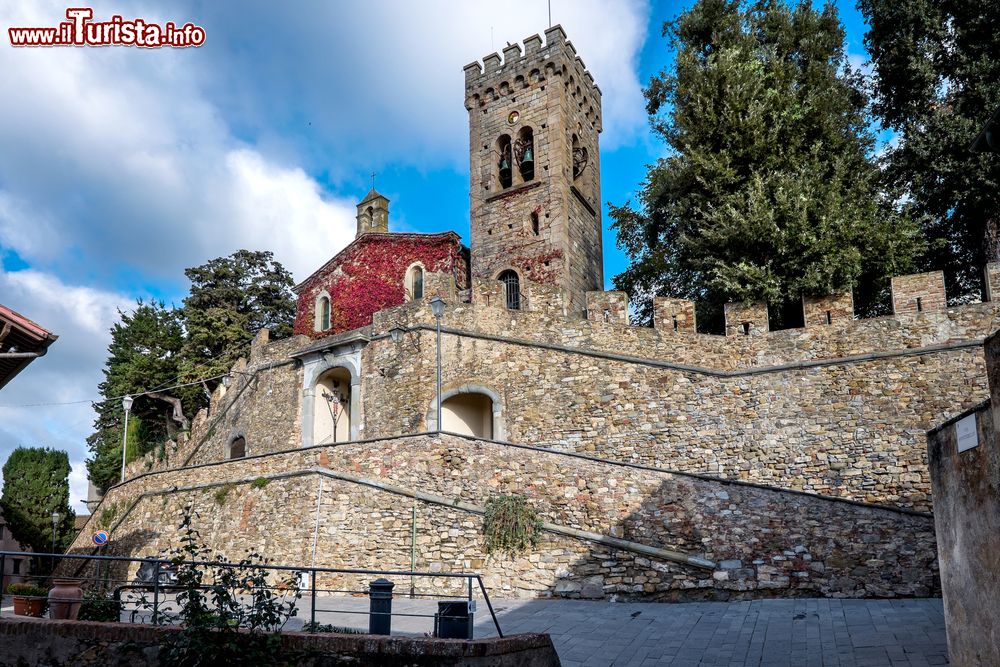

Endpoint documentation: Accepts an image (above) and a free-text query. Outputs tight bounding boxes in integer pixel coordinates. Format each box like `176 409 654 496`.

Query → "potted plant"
6 582 49 617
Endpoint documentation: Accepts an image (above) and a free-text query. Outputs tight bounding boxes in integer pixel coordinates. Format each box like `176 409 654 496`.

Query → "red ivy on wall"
294 234 466 337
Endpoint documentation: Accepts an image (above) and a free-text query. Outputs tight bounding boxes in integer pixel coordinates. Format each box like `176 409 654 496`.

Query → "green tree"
860 0 1000 301
179 250 295 382
86 301 199 492
0 447 75 561
611 0 922 327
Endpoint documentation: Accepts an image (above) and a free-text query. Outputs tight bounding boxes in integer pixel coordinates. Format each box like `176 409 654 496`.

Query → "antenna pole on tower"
548 0 552 27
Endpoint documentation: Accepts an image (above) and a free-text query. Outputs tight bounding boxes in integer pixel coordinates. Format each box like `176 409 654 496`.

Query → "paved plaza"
1 595 951 665
291 596 950 666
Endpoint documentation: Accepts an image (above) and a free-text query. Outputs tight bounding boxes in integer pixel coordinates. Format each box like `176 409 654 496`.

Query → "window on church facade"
498 270 521 310
407 264 424 300
315 295 331 331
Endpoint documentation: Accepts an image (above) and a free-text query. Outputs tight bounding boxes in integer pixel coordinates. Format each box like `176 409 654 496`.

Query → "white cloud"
0 269 131 515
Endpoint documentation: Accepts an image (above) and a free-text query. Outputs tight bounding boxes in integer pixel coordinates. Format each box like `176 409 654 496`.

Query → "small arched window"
407 264 424 301
229 437 246 459
498 270 521 310
315 295 331 331
572 134 588 180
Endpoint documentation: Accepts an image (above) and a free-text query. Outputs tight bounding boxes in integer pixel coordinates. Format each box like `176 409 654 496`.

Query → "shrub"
250 477 270 490
481 494 542 557
78 590 120 622
6 582 48 597
212 484 235 506
153 509 302 666
301 621 362 634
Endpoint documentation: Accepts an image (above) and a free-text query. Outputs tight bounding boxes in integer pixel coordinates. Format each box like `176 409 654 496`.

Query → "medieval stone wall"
73 433 938 602
152 290 1000 512
360 297 999 511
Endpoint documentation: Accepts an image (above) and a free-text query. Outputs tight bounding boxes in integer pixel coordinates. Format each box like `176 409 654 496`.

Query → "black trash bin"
435 600 475 639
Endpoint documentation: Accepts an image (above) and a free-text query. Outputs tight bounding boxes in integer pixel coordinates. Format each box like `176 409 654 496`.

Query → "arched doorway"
441 393 494 438
313 367 352 444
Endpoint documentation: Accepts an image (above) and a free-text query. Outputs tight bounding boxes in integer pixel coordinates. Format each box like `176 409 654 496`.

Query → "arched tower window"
572 134 588 180
496 135 513 189
516 126 534 182
315 294 331 331
406 264 424 301
229 437 246 459
498 270 521 310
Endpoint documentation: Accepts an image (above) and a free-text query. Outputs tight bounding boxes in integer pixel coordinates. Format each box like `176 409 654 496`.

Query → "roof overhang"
0 304 58 391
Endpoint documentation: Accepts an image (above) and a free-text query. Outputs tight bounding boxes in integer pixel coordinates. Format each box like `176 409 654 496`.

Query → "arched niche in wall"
228 436 246 459
313 366 352 445
426 384 505 441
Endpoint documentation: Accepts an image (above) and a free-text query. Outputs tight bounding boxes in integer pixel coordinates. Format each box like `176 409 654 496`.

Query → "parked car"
132 560 179 589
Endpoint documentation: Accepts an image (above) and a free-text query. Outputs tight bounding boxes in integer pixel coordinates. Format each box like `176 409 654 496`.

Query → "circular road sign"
92 530 110 546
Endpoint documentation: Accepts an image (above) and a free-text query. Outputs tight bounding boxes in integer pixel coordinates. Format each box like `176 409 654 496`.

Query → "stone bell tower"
356 188 389 237
464 25 603 316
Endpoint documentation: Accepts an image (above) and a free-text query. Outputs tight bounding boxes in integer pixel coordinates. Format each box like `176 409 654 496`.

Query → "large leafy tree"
860 0 1000 301
1 447 75 560
180 250 296 382
86 251 296 492
611 0 922 327
86 301 197 492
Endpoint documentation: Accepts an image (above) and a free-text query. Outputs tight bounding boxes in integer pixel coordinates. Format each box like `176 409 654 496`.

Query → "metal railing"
0 550 503 638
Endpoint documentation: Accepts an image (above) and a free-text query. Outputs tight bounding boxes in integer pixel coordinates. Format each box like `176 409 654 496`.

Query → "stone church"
75 26 1000 602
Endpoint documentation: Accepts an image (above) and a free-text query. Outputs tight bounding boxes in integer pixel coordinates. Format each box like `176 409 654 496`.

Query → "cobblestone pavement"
2 595 950 665
290 596 949 667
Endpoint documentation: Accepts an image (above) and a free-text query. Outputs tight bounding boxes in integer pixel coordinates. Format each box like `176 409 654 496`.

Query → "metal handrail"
0 550 503 638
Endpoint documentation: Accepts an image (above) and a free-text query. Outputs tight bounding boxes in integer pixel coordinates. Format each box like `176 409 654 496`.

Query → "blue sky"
0 1 876 511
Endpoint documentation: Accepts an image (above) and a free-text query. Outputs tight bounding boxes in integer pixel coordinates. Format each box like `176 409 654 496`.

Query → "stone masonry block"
891 271 946 315
802 292 854 327
472 277 507 309
423 270 457 301
985 262 1000 303
653 297 696 334
586 290 629 325
724 302 769 337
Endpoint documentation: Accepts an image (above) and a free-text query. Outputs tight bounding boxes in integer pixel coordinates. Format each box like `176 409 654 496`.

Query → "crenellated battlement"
463 25 602 130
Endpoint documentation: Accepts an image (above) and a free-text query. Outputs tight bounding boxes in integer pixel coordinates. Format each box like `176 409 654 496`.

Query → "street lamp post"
51 511 59 554
429 296 445 432
120 395 134 483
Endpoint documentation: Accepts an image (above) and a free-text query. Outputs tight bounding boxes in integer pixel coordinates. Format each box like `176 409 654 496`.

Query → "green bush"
5 582 48 597
153 509 302 666
212 483 235 506
481 494 542 557
301 621 362 634
250 477 270 489
78 590 120 622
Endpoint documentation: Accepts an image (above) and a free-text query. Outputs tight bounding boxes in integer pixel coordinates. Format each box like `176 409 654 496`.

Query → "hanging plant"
481 494 542 557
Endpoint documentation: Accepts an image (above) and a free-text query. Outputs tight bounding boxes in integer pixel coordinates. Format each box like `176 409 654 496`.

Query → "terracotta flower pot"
12 596 46 617
48 578 83 620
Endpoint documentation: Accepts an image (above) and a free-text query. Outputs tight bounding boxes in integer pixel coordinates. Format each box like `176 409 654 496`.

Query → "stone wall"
0 617 559 667
155 292 1000 513
927 331 1000 667
891 271 946 314
75 433 938 602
